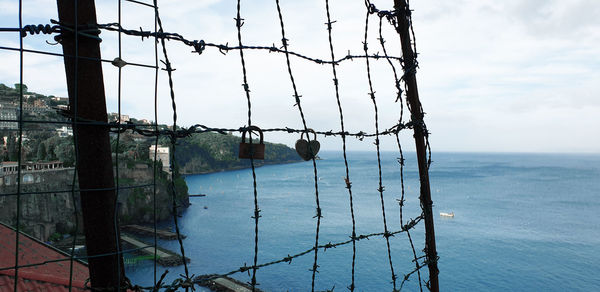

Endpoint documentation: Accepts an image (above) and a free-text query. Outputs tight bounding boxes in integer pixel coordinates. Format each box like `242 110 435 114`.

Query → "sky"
0 0 598 153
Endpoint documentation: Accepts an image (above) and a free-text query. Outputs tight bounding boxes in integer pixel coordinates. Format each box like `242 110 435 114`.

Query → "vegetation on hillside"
1 83 72 163
166 131 301 174
1 83 301 174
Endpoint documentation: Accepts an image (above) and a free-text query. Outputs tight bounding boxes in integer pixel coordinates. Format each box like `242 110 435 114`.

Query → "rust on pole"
56 0 125 290
393 0 439 290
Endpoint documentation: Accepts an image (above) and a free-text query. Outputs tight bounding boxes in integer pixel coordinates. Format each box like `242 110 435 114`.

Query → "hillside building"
149 145 170 173
56 126 73 137
108 113 130 122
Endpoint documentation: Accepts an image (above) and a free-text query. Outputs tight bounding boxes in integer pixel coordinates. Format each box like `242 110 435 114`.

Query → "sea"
126 151 600 291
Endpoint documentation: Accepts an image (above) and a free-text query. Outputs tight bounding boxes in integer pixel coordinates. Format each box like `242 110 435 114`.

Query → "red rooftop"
0 222 89 292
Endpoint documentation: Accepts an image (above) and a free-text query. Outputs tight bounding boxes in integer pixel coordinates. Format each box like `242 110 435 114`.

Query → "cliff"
0 165 188 242
0 168 79 242
116 162 189 224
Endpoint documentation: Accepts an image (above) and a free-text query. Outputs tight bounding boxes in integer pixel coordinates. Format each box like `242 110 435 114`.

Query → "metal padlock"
239 126 265 160
295 128 320 161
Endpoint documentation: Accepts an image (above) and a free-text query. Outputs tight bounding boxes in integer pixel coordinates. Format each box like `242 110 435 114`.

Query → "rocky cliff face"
0 168 79 241
0 165 188 241
115 163 189 225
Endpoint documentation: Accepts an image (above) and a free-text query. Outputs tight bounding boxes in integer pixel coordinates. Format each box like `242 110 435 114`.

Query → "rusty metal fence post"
393 0 440 291
56 0 125 290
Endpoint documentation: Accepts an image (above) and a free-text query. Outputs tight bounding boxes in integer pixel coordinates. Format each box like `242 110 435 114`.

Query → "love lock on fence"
295 128 320 161
239 126 265 160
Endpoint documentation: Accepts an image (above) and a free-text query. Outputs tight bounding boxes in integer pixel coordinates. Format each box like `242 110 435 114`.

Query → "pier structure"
121 224 186 240
196 275 263 292
120 234 189 267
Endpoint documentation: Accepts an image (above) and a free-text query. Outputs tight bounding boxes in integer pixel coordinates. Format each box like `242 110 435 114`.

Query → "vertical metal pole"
56 0 125 290
393 0 439 291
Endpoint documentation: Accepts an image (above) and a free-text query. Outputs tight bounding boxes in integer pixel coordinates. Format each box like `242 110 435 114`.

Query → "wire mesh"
0 0 436 291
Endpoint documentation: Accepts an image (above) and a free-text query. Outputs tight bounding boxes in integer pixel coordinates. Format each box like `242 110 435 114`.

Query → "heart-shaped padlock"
295 129 320 161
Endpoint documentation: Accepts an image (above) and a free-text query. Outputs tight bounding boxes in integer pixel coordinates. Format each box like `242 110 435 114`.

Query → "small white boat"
440 212 454 218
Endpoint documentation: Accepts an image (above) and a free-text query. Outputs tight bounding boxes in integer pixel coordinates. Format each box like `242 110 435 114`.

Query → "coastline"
180 159 304 176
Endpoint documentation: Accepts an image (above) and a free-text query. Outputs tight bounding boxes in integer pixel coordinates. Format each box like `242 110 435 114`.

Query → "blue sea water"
126 152 600 291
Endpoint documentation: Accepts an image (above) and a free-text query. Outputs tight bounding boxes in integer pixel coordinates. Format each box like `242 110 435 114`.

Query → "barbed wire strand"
273 1 323 291
194 215 423 291
362 3 397 290
152 0 160 287
153 1 193 291
399 226 424 290
129 216 422 291
98 21 405 66
362 0 431 174
234 1 261 290
7 21 405 67
395 137 424 292
0 118 413 138
369 2 424 290
398 1 438 288
374 9 403 107
275 0 322 291
322 0 359 290
371 2 430 290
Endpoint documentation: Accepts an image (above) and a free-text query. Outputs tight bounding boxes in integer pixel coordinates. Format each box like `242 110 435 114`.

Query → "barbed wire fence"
0 0 438 291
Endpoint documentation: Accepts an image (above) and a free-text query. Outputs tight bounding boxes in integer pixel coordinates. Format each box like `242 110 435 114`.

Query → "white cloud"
0 0 598 153
413 0 600 152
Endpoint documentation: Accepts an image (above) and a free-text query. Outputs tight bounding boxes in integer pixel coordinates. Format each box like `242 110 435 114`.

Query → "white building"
51 96 69 103
108 113 130 122
56 126 73 137
149 145 170 173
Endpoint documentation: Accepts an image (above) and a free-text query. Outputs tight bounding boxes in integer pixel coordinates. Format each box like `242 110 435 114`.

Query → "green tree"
14 83 28 93
37 142 47 161
54 139 75 166
135 142 150 161
6 133 18 161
